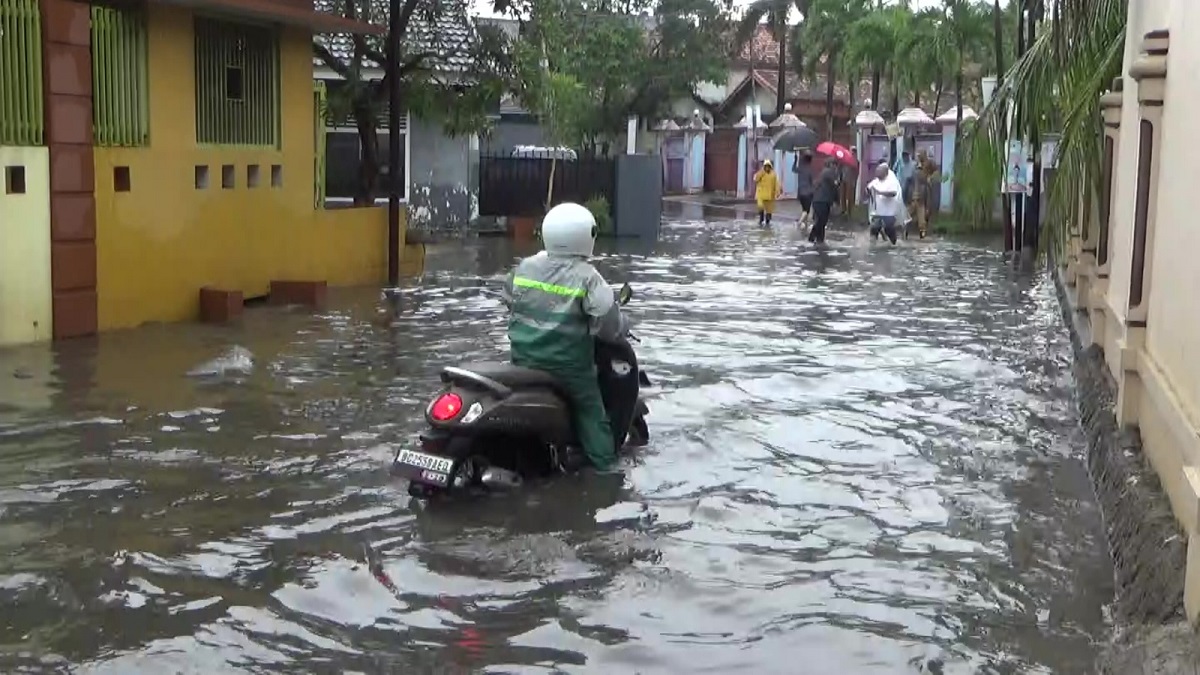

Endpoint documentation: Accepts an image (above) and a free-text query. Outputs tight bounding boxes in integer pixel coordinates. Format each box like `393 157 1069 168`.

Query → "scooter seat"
445 362 567 394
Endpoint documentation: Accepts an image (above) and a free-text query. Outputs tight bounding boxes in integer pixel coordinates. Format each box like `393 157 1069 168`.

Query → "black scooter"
392 284 650 498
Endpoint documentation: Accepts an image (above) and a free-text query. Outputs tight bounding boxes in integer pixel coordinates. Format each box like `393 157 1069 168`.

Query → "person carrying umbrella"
753 159 782 227
792 151 816 227
808 141 857 243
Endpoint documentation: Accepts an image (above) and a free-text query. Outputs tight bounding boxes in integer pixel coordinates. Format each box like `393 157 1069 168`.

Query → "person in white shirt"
866 161 903 244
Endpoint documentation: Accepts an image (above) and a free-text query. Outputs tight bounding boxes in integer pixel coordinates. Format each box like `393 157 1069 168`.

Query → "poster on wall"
1005 139 1029 194
914 136 942 167
1041 136 1060 169
866 135 890 170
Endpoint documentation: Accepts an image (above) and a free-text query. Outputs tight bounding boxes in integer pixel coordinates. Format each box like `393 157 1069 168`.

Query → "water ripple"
0 214 1109 672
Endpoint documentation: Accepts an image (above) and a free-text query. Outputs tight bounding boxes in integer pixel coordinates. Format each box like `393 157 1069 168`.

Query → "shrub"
585 195 613 236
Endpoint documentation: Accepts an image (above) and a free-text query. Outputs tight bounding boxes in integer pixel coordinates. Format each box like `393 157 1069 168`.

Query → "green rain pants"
512 354 616 470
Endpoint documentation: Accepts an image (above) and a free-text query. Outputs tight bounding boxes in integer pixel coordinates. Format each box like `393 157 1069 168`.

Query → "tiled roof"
733 24 851 70
312 0 476 73
738 68 874 106
726 68 969 118
735 24 783 66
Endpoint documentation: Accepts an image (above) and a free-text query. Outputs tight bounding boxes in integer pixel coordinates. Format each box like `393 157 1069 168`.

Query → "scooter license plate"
394 449 453 486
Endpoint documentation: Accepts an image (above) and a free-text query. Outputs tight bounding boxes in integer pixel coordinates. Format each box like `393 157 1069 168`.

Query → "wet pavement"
0 203 1111 673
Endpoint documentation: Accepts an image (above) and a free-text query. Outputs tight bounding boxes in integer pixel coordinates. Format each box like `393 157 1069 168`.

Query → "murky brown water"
0 207 1112 673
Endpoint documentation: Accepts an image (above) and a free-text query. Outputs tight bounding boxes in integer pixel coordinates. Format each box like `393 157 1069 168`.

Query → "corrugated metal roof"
312 0 476 74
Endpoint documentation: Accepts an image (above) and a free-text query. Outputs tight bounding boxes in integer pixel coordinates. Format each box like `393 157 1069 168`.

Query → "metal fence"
92 5 149 147
0 0 43 146
194 17 279 146
479 150 616 217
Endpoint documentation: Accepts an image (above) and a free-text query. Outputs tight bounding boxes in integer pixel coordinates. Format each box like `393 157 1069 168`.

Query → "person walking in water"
792 151 816 228
867 161 902 245
838 148 858 216
910 152 933 239
753 159 782 227
809 158 841 244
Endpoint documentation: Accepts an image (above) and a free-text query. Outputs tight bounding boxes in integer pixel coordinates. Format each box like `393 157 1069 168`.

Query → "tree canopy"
313 0 512 203
507 0 731 148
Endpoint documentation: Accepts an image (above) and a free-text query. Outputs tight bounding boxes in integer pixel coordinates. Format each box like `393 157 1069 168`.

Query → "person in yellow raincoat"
753 159 782 227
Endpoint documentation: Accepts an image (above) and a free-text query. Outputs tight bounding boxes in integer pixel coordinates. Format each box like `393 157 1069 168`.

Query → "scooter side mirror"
618 283 633 306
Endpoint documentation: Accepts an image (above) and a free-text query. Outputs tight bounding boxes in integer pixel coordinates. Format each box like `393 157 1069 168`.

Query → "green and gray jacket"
501 252 627 370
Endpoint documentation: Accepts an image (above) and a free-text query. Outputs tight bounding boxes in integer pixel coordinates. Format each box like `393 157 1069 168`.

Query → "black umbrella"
773 126 818 151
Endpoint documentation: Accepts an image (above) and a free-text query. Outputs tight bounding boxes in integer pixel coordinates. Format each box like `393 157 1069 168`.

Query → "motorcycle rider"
501 202 627 471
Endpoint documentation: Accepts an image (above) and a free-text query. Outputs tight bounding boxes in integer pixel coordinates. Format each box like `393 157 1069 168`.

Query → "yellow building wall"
94 4 401 331
0 146 53 346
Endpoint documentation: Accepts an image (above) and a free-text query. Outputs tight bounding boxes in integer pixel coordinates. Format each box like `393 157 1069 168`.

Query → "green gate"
0 0 44 146
314 80 327 208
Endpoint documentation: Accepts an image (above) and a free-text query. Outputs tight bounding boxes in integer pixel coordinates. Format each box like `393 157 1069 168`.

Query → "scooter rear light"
430 392 463 421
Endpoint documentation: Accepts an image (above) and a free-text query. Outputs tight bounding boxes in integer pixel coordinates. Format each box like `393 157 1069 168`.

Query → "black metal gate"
478 150 617 217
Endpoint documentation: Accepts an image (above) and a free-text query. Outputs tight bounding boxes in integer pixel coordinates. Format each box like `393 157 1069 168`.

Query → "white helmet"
541 202 597 257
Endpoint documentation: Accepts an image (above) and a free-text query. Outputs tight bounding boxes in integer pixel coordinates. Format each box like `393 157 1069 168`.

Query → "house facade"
0 0 401 345
705 26 869 145
315 0 481 233
1065 0 1200 621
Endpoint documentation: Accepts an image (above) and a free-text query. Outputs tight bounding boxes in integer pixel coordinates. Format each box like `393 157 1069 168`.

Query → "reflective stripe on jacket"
501 252 626 369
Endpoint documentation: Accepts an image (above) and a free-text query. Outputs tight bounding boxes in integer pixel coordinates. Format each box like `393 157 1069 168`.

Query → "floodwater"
0 204 1112 674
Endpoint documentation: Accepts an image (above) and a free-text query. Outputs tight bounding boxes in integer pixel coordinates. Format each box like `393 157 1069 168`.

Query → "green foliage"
585 195 613 235
802 0 865 73
841 7 904 93
313 0 512 202
956 0 1126 254
510 0 730 145
816 0 1000 112
540 72 590 149
952 122 1003 229
895 9 955 104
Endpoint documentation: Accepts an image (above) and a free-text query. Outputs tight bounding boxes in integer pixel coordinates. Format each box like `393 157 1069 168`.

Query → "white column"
940 121 955 212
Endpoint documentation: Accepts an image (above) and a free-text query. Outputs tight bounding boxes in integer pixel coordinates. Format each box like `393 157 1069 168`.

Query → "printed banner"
1005 139 1029 194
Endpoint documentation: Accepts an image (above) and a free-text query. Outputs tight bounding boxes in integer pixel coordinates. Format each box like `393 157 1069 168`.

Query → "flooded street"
0 206 1112 673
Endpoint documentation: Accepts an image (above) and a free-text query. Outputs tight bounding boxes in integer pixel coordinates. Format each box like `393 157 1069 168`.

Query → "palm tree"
895 8 954 112
843 7 904 110
941 0 991 130
957 0 1126 248
736 0 809 115
802 0 867 134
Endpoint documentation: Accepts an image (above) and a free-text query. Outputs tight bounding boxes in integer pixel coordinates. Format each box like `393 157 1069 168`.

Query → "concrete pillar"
939 120 956 212
1114 29 1167 431
1086 81 1124 348
852 110 884 205
853 127 866 203
736 130 748 200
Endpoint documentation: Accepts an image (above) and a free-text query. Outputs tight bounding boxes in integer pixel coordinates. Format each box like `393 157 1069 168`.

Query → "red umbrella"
816 141 857 167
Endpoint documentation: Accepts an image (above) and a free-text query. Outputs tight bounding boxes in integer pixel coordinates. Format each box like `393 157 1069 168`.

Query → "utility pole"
386 0 402 286
1024 0 1042 253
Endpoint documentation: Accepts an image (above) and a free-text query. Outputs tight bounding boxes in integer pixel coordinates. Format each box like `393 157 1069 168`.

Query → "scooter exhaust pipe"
480 467 523 490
